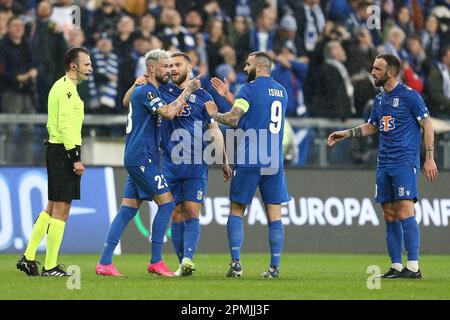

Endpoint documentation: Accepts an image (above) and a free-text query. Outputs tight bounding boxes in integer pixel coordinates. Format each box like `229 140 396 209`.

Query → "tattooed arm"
156 75 202 120
327 123 378 147
419 117 438 182
207 106 245 128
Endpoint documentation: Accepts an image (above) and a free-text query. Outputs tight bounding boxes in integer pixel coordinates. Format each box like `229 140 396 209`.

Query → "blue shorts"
162 161 208 205
123 164 170 201
375 164 419 204
230 166 290 205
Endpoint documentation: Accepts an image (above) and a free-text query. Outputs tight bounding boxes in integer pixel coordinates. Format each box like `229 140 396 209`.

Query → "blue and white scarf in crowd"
90 48 119 109
304 3 325 52
437 62 450 99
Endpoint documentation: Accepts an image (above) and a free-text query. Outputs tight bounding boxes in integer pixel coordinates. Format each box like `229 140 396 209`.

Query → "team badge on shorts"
197 190 203 201
398 186 404 197
393 97 399 107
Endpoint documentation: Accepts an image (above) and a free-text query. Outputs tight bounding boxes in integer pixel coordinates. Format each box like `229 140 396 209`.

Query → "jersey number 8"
126 102 133 134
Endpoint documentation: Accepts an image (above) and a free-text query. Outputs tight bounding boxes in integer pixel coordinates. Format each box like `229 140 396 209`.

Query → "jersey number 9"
269 101 282 134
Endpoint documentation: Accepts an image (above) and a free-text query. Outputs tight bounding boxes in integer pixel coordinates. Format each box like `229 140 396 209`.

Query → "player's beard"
246 68 256 82
374 74 389 87
171 69 188 86
156 72 169 84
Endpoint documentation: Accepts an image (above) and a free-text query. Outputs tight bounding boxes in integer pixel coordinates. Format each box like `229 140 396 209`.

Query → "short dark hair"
376 53 400 76
248 51 272 70
171 52 192 64
64 46 89 71
7 15 23 27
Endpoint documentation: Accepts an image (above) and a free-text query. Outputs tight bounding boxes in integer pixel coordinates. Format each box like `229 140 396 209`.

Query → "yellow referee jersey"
47 76 84 150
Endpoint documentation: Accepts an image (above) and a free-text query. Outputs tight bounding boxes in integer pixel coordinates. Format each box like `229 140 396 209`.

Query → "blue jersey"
235 76 288 168
124 83 165 166
368 83 429 168
159 83 214 164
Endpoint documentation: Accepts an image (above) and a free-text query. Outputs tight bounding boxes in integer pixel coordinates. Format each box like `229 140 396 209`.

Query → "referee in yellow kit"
17 47 93 276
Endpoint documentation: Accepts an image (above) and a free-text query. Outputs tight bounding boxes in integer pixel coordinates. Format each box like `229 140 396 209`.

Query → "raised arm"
156 74 202 120
205 102 245 128
419 117 438 182
211 77 235 106
327 122 378 147
123 75 148 107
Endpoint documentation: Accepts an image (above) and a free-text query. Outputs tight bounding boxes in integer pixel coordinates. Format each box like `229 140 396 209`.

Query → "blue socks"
385 220 403 264
184 218 200 260
268 220 284 267
171 221 185 263
151 201 176 264
227 215 243 261
99 205 138 265
400 216 420 261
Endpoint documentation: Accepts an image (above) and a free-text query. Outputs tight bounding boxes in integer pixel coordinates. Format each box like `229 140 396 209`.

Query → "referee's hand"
73 161 85 176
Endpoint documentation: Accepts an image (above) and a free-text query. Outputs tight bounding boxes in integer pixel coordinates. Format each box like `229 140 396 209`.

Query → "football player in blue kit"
328 54 438 279
206 51 290 279
96 49 202 277
159 52 232 277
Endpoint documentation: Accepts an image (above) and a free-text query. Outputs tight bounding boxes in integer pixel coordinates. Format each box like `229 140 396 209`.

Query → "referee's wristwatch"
67 146 81 163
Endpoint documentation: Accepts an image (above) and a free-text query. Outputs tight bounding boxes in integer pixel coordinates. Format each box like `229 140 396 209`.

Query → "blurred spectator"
344 27 377 117
0 16 37 164
311 41 355 120
203 0 230 22
406 33 428 78
296 0 326 57
0 0 26 15
205 18 227 75
251 5 276 57
273 15 300 56
135 35 162 77
138 11 156 39
0 6 9 39
421 14 442 66
184 7 208 75
31 0 67 113
427 46 450 118
383 26 408 60
160 8 195 52
89 33 119 113
272 47 309 117
88 0 124 44
113 15 136 58
397 6 415 37
227 15 251 71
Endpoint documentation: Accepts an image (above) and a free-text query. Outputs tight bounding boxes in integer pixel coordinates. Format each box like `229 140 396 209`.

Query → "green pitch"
1 253 450 300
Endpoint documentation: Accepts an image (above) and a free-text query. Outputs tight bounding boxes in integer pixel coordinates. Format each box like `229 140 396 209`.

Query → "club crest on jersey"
189 94 196 103
380 115 395 132
393 97 399 107
398 187 404 197
197 190 203 200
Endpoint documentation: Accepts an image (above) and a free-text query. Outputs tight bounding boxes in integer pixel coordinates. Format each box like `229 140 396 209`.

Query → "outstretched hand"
211 77 230 97
186 73 204 93
327 130 348 147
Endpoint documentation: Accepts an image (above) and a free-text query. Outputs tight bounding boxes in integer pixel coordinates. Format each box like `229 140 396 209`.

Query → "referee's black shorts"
46 143 81 202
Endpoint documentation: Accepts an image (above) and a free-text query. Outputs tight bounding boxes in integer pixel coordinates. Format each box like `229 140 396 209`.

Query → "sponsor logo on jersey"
380 115 395 132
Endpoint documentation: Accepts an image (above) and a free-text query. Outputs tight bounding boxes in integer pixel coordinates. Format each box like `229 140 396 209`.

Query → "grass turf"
1 253 449 300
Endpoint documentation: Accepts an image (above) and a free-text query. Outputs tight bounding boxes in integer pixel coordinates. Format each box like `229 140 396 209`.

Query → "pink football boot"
147 260 175 277
95 263 125 277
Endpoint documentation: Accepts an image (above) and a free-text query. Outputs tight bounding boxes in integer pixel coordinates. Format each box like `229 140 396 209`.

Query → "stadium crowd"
0 0 449 165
